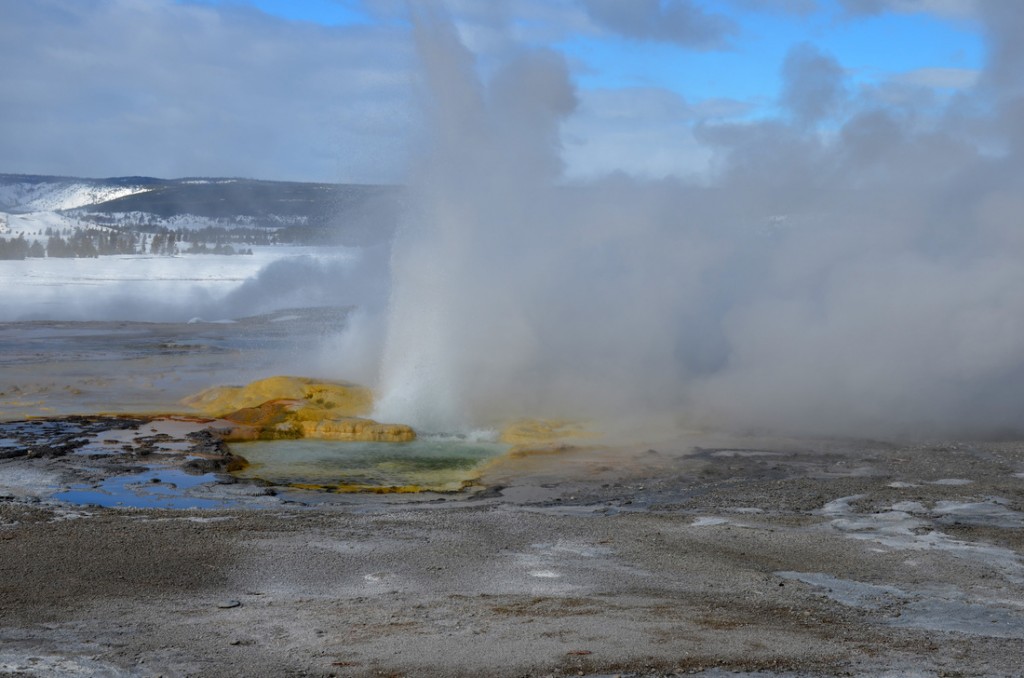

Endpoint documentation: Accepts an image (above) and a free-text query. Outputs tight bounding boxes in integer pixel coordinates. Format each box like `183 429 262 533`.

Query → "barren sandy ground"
3 433 1024 677
1 319 1023 676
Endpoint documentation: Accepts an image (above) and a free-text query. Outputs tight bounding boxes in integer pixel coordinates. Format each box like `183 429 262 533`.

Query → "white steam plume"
370 2 1024 439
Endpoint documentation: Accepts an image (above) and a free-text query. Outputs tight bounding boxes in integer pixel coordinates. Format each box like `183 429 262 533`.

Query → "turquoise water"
231 436 507 491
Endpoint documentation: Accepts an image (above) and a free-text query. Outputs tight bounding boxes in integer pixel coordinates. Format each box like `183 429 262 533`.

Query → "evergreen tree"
47 235 72 258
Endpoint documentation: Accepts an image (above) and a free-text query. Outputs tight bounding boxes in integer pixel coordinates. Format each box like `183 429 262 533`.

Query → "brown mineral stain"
181 376 373 419
181 376 415 443
498 418 594 446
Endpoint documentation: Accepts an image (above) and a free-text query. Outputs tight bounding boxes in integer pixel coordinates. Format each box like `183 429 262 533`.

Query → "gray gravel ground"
2 432 1024 677
2 319 1022 676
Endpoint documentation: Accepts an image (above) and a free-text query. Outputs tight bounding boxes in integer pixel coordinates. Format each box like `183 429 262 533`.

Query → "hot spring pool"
230 436 508 492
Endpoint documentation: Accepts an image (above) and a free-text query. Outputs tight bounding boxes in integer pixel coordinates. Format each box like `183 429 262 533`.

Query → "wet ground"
0 308 348 419
1 317 1024 676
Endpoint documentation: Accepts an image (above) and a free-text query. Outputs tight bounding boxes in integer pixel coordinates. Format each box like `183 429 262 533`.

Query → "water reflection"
231 436 506 492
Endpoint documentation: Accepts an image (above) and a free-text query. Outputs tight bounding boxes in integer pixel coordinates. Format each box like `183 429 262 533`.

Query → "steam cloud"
370 2 1024 439
4 250 384 324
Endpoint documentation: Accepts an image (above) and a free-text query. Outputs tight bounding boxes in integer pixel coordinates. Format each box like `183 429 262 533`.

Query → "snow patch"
0 181 152 212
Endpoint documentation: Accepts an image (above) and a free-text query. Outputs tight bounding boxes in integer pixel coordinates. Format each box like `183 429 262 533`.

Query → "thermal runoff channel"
370 6 1024 439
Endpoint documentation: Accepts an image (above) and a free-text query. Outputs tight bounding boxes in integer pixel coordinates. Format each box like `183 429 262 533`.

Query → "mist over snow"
0 247 384 324
366 2 1024 439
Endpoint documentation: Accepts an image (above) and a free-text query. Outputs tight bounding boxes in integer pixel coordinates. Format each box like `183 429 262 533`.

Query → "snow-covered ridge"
0 181 153 213
0 174 402 250
179 178 240 185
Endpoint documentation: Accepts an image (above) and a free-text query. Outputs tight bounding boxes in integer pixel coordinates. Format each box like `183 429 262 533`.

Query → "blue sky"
563 6 981 101
193 0 375 26
195 0 984 100
0 0 994 181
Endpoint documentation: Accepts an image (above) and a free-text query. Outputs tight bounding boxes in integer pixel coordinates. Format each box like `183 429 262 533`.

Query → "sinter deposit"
182 375 415 443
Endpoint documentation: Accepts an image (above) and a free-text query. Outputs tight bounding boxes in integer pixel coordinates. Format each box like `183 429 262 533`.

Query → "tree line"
0 235 43 260
0 228 254 260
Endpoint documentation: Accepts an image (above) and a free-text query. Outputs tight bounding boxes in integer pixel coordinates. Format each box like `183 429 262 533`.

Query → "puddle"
72 428 137 455
54 468 236 509
818 494 1024 583
933 499 1024 529
777 571 1024 638
230 436 508 492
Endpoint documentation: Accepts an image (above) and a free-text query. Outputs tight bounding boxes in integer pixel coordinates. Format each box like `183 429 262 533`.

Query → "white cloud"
893 66 980 89
896 0 978 18
839 0 978 19
561 87 712 180
0 0 995 185
579 0 737 50
727 0 819 15
364 0 593 51
780 42 848 125
0 0 417 182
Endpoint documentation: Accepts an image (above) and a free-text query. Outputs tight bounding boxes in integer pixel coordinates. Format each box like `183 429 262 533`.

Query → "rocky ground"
2 425 1023 677
2 318 1023 676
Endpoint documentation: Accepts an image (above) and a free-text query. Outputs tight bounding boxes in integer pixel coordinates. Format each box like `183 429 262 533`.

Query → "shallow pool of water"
54 468 235 509
230 436 508 492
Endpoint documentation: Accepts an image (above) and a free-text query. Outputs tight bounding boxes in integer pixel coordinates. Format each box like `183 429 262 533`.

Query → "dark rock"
470 485 506 500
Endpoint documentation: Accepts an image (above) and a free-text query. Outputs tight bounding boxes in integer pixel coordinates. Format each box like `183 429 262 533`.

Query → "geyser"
367 3 1024 440
373 9 585 433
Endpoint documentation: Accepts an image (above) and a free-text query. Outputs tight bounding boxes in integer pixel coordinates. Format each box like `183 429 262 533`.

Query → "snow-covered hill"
1 211 108 243
0 177 153 212
0 173 385 321
0 173 401 246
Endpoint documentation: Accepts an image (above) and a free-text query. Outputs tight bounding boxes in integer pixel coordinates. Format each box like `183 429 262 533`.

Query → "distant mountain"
0 174 402 246
0 174 160 212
